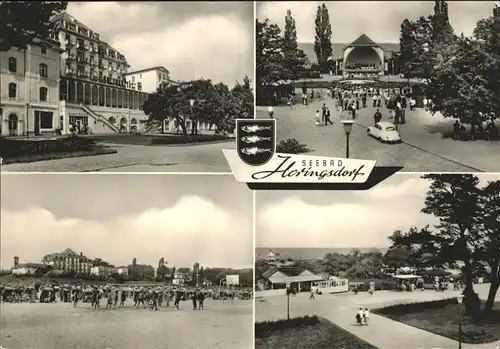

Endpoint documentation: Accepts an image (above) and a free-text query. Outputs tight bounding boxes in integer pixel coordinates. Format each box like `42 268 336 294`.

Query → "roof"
269 274 324 284
123 66 170 76
376 121 397 128
347 34 379 48
17 263 46 268
298 42 400 63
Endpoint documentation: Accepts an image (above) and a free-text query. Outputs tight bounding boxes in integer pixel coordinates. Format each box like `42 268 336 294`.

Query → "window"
40 111 54 129
137 82 142 91
8 57 17 72
39 63 48 78
41 45 47 54
132 76 135 82
8 83 16 98
40 87 48 101
139 74 142 78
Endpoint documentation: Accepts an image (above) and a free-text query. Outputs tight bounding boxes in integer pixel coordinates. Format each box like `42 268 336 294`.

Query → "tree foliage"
428 35 500 124
256 18 287 87
0 1 67 52
143 79 253 136
283 10 308 80
313 3 333 73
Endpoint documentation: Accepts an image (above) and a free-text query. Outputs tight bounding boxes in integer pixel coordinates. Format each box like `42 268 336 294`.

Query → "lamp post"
457 295 464 349
189 99 195 135
286 282 291 320
341 120 355 158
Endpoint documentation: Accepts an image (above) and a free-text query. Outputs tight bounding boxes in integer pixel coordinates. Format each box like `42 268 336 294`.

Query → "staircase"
80 104 120 133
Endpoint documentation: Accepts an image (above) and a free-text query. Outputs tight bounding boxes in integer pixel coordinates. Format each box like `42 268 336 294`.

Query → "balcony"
76 42 88 51
65 40 76 47
76 57 89 65
65 69 76 76
66 55 76 61
76 72 89 79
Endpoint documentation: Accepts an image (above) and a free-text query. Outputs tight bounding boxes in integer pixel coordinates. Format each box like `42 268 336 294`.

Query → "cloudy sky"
67 2 254 86
256 173 500 248
257 1 495 43
1 174 252 270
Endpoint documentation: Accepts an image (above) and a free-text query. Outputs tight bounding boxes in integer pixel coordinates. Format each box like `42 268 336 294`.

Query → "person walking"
325 108 333 126
267 106 274 119
363 308 370 325
374 109 382 125
356 307 363 325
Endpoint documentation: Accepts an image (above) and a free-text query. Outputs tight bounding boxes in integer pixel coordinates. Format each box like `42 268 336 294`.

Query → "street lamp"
457 295 464 349
341 120 355 158
189 99 195 135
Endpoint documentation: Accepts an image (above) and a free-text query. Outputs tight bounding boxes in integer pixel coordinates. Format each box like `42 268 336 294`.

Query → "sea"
255 247 389 260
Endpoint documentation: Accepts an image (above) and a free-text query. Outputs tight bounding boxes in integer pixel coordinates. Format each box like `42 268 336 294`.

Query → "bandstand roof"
269 274 323 284
346 34 380 49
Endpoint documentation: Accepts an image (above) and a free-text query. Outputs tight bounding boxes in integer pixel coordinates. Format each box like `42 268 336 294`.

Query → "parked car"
368 121 402 143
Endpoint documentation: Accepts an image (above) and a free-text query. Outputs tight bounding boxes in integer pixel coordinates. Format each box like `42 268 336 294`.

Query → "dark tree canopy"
313 3 333 73
256 18 287 86
0 1 68 52
283 10 308 80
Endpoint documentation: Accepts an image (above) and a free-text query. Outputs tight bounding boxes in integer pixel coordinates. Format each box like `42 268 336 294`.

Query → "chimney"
14 256 19 267
80 252 83 256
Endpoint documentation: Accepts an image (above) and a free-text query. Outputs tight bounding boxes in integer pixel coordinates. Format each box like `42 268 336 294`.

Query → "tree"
421 174 482 316
398 18 416 77
313 3 333 73
428 35 499 126
256 18 287 87
199 266 205 284
477 180 500 315
143 79 248 136
384 246 412 268
170 266 176 280
156 257 168 281
0 1 67 52
473 16 495 43
282 10 308 80
230 76 254 119
431 1 454 46
192 262 200 287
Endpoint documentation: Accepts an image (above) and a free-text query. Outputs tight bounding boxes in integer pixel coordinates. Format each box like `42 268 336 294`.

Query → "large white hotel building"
1 12 176 137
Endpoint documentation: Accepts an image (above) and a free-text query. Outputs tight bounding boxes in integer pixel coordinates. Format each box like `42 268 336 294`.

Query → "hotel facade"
1 12 169 137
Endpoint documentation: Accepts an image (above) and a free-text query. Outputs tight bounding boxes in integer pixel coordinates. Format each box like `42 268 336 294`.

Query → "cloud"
257 1 495 42
256 177 438 248
67 2 253 85
1 196 252 270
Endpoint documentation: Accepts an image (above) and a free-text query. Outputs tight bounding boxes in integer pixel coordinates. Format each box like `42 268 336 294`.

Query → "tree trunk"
462 259 481 316
177 117 188 136
484 261 499 315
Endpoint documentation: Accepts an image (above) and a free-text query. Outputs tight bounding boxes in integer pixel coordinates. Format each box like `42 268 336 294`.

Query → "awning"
269 274 324 284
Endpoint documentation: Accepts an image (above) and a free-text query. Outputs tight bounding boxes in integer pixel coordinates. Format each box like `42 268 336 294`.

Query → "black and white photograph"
0 174 254 349
0 1 254 172
254 174 500 349
256 1 500 172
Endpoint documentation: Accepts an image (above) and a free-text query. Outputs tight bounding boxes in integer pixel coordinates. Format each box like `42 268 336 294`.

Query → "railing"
80 104 120 133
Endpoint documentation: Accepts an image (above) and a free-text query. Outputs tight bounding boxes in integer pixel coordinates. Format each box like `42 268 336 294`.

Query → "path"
256 283 500 349
1 141 234 172
257 99 500 172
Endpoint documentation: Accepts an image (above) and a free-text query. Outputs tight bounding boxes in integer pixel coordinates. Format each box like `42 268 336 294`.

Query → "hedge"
0 135 96 158
373 298 458 316
255 315 320 336
150 134 229 145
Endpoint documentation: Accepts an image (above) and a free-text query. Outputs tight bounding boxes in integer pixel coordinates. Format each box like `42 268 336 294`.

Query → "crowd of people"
0 281 253 311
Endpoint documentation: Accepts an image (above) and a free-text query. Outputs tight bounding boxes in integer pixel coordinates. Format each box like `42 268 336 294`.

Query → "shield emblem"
236 119 276 166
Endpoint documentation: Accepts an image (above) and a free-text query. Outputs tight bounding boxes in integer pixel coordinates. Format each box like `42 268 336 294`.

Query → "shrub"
0 135 96 158
255 315 320 337
276 138 311 154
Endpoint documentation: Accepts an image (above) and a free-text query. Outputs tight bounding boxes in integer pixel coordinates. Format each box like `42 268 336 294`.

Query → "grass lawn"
1 146 117 164
255 316 376 349
373 299 500 344
90 133 231 146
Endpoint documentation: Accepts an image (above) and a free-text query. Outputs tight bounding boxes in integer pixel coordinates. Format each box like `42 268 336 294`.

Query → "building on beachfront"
0 39 64 137
116 266 129 276
11 257 50 276
123 66 178 94
90 265 118 277
257 266 324 292
172 270 188 285
41 248 92 275
298 33 401 76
